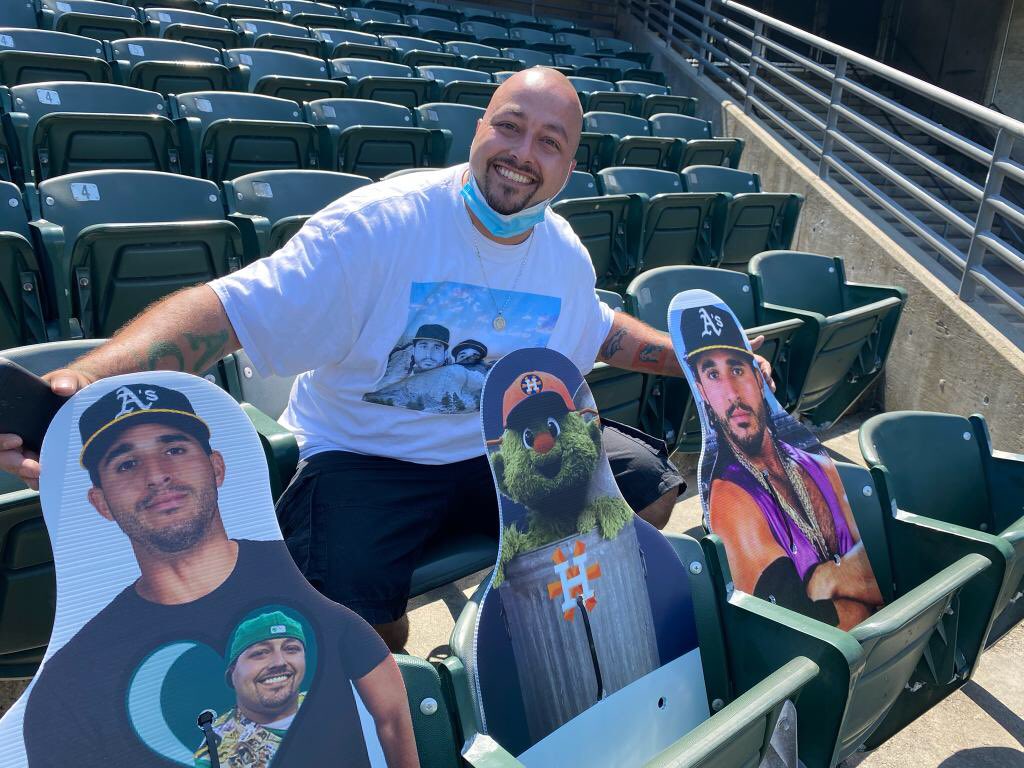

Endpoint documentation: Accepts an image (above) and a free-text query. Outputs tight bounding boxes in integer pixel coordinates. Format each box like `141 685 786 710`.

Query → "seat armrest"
240 401 297 499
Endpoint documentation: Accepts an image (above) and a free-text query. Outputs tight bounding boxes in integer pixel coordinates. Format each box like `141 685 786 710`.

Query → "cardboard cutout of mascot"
0 372 418 768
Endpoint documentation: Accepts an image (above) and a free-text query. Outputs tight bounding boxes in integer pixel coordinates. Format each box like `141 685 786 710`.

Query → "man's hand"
749 335 775 392
0 368 96 490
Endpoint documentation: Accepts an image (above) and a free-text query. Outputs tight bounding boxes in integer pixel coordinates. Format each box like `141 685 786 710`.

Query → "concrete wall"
990 0 1024 121
721 102 1024 452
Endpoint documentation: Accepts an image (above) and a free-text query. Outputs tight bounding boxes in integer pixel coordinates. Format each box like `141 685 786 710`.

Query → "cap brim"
686 343 754 360
80 409 210 469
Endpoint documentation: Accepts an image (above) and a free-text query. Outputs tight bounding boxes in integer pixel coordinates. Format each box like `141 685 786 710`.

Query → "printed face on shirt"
456 348 483 365
87 422 225 554
230 637 307 723
412 340 447 372
693 350 768 455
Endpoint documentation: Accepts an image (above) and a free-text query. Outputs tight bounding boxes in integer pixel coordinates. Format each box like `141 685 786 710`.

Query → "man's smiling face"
231 637 306 723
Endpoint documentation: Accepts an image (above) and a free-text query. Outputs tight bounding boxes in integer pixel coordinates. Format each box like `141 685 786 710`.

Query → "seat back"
331 57 429 107
235 17 310 40
616 79 668 96
143 8 240 49
553 53 595 69
596 36 633 55
650 113 711 140
0 28 110 85
0 181 46 347
508 27 553 47
107 37 227 94
414 101 481 163
405 14 460 36
598 166 679 196
553 169 598 202
568 75 612 97
500 46 551 68
555 31 596 54
446 40 501 58
458 21 508 46
717 193 800 270
751 250 845 316
226 47 338 102
383 34 444 54
682 164 760 193
551 192 641 291
40 0 144 40
416 64 489 84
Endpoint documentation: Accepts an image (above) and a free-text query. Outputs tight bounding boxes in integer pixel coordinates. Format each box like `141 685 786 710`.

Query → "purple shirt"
715 441 855 580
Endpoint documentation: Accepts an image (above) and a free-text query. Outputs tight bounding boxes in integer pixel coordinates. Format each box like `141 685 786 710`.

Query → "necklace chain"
473 237 531 331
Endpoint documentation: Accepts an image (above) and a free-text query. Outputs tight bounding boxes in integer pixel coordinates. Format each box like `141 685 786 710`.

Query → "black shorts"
275 420 684 625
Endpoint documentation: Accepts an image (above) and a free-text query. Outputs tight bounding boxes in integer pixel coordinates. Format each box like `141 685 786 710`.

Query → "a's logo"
699 307 724 338
547 540 602 622
114 386 158 418
521 374 543 396
270 625 286 635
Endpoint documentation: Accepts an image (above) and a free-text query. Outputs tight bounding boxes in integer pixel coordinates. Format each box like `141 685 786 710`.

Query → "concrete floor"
1 412 1021 766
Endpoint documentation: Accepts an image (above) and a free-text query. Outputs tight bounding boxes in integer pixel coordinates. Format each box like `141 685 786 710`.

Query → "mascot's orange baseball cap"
502 371 576 430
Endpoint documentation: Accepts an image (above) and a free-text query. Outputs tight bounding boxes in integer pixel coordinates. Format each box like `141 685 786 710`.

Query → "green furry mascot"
489 373 634 586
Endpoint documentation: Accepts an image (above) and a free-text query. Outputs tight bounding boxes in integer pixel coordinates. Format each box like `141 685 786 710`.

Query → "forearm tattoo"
633 342 668 368
146 341 185 371
601 328 628 359
185 329 230 373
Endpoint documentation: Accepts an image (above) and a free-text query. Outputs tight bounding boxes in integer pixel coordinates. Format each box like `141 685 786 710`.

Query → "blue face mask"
460 167 568 239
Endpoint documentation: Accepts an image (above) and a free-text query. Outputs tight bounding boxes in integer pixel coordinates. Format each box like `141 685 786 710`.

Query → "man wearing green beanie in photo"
194 611 308 768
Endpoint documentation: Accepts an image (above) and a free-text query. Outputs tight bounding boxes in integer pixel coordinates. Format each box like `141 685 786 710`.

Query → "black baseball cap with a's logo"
79 383 210 470
680 303 752 361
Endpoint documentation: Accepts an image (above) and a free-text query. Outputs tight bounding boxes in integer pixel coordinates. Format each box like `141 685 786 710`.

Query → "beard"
482 157 543 214
717 402 768 456
114 484 219 553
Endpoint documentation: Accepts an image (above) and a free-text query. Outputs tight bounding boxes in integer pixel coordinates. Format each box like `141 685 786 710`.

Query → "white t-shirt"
210 164 614 464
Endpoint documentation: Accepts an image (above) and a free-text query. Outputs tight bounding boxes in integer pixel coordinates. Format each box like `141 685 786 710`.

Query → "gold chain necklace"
472 238 532 332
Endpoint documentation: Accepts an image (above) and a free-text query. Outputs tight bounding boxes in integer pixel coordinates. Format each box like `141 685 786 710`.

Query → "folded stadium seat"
555 30 597 56
456 20 510 49
584 111 680 170
534 14 578 33
304 97 440 178
28 169 245 337
105 37 229 94
461 5 499 22
416 64 495 107
169 90 319 181
500 46 552 69
444 41 515 75
363 0 414 14
700 460 990 767
225 47 345 102
626 266 803 449
749 250 905 426
0 128 12 183
223 168 371 258
499 10 546 28
403 14 472 43
381 34 460 67
4 0 40 28
329 57 430 108
225 346 500 597
1 81 182 184
567 76 636 116
599 56 665 85
861 412 1024 653
0 180 48 346
232 17 321 56
270 0 349 29
142 7 241 50
206 0 281 21
507 26 570 55
38 0 144 41
618 79 698 118
412 1 464 23
552 53 620 83
380 165 431 180
312 28 394 61
414 101 480 163
681 165 803 271
551 169 642 291
345 7 415 36
586 287 646 427
0 28 111 86
442 529 819 768
594 36 633 56
650 113 744 169
598 166 727 273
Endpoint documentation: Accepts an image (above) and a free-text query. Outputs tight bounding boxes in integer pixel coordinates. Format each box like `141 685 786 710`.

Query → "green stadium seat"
587 290 646 427
456 21 509 49
617 80 699 118
507 26 569 54
552 53 618 82
396 655 463 768
445 41 516 74
225 47 346 102
207 0 281 22
568 76 639 115
232 17 321 57
329 57 431 107
0 181 47 347
535 14 578 34
106 38 229 94
0 128 11 183
599 56 665 85
701 460 990 766
404 14 472 43
346 7 415 36
861 411 1024 652
595 36 633 56
381 34 460 67
271 0 348 29
312 28 394 61
2 81 182 183
0 338 104 679
414 101 481 163
461 5 499 22
4 0 39 28
551 174 642 291
412 1 464 23
598 166 727 272
501 10 547 29
38 0 144 41
0 29 111 86
142 8 241 50
555 31 597 55
416 64 496 107
441 531 818 768
681 165 803 270
305 97 440 178
650 113 744 168
584 111 680 170
223 168 371 258
749 251 905 425
169 90 319 181
29 169 245 337
500 46 552 69
364 0 414 14
626 266 803 448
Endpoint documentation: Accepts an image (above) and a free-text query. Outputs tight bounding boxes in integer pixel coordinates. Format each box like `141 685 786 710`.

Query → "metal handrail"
619 0 1024 322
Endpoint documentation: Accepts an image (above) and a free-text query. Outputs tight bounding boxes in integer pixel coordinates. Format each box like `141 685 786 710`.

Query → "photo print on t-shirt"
363 280 561 414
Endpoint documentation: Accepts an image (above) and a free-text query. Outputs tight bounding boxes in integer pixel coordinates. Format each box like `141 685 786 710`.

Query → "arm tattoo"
185 330 230 374
146 341 185 371
633 342 668 368
601 328 628 359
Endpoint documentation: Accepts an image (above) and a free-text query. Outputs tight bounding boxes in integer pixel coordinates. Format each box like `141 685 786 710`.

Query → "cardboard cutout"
0 372 415 768
470 348 708 764
668 290 884 631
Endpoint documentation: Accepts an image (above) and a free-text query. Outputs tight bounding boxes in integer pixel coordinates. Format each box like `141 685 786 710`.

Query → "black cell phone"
0 358 67 454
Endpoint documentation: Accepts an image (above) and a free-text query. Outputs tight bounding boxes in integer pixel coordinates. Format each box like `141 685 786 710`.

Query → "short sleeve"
337 607 390 681
209 204 369 378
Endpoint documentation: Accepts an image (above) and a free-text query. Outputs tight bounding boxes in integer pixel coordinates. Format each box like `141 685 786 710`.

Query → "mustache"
726 402 755 420
136 484 193 512
257 664 294 682
491 156 542 184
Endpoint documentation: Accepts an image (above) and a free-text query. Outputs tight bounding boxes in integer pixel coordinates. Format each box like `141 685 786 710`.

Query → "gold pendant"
492 315 506 331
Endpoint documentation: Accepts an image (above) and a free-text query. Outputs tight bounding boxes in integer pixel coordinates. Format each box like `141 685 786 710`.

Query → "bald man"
2 69 772 650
